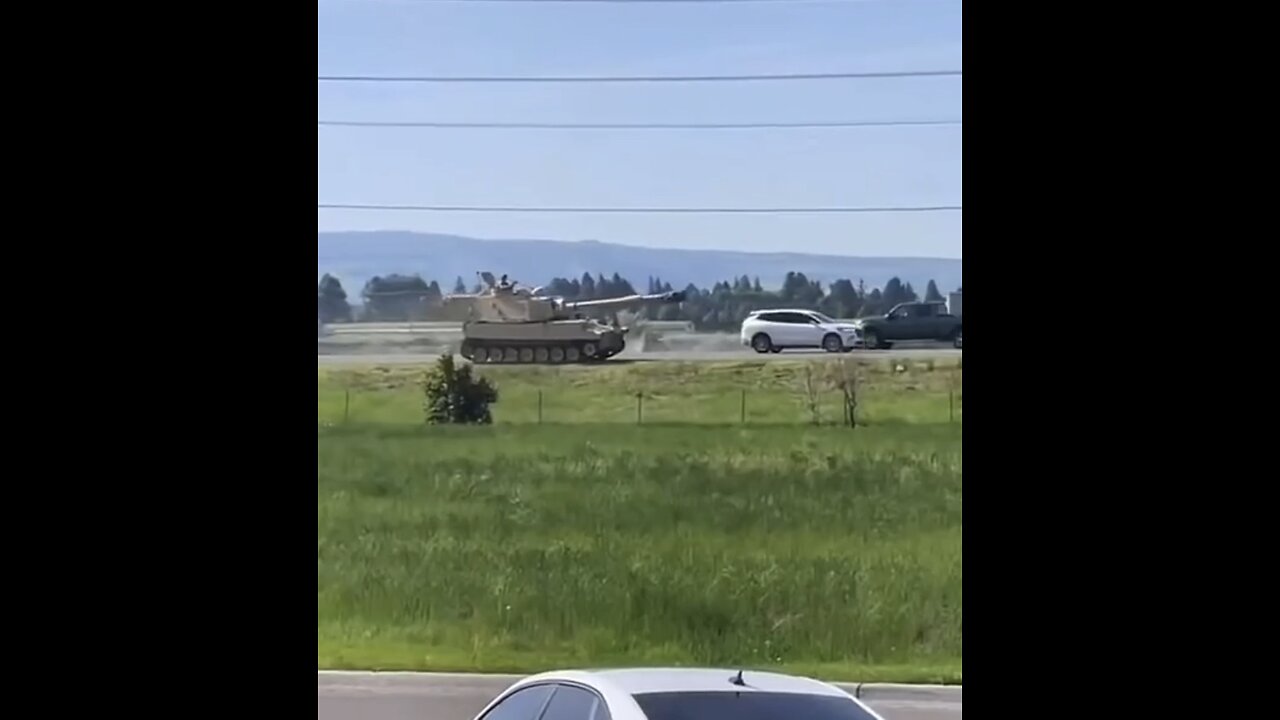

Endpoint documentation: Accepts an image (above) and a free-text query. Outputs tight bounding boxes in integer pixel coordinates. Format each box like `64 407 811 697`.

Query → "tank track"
460 339 624 364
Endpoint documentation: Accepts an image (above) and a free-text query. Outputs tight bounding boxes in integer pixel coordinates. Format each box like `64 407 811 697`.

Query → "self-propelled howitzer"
440 272 686 364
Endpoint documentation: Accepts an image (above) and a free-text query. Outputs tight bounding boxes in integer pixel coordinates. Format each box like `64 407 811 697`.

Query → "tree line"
318 271 956 330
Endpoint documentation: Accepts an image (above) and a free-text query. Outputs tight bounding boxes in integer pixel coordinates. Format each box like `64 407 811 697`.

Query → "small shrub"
799 364 822 425
832 360 860 428
421 353 499 424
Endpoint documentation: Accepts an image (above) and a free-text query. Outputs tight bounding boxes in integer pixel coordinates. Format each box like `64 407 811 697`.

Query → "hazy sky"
317 0 962 258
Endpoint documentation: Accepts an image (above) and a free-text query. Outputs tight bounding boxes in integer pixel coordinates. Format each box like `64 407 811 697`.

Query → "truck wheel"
953 328 962 348
751 333 773 353
862 329 880 350
822 333 843 353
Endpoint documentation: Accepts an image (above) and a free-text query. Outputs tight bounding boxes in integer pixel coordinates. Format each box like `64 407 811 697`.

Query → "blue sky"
317 0 961 258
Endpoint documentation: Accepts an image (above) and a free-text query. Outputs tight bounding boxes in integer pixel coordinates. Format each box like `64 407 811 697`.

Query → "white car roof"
510 667 849 697
747 309 822 316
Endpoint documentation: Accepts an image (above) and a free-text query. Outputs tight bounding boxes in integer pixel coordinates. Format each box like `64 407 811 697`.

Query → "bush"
421 353 499 424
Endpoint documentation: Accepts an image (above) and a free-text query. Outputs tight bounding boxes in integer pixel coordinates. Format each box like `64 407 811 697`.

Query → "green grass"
318 381 962 683
319 358 963 427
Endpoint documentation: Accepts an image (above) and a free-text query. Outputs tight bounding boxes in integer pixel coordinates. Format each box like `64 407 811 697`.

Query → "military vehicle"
439 272 686 364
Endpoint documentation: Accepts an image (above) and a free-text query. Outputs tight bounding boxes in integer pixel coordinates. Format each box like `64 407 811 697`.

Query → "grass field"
317 359 962 683
319 357 962 426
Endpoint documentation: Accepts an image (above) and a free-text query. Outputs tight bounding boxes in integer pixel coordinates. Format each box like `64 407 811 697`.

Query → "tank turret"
443 272 686 364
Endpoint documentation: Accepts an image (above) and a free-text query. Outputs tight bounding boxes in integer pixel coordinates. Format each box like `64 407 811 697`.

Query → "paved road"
318 347 961 366
317 672 961 720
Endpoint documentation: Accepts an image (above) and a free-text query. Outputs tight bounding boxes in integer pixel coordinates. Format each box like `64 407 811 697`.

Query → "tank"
439 272 686 364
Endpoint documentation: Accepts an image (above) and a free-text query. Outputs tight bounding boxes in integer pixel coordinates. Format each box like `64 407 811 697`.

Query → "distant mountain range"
318 231 962 295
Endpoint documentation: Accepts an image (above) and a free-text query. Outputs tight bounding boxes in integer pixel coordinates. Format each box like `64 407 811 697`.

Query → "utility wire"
318 69 961 83
322 1 923 4
318 118 961 129
319 203 961 214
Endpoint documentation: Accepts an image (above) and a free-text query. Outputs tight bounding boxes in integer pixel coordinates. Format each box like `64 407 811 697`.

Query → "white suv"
740 309 862 353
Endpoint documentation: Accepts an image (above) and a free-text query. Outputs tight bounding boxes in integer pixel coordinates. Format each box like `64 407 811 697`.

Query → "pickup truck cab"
853 301 962 350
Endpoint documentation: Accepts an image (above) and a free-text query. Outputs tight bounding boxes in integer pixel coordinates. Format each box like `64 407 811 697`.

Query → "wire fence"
320 365 963 427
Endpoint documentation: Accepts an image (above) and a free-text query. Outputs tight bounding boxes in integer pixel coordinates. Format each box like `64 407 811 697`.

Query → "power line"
318 203 961 214
317 69 961 83
318 118 961 129
322 0 921 4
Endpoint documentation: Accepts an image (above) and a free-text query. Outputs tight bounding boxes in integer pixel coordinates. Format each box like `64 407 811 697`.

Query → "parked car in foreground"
739 309 862 354
470 667 885 720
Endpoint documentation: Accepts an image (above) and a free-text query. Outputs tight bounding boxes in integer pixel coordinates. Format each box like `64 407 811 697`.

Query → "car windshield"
632 691 879 720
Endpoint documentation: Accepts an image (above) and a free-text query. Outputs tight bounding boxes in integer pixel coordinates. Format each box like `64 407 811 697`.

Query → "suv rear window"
631 691 878 720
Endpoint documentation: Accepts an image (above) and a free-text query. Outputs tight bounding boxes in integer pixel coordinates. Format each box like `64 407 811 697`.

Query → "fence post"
740 388 747 424
949 370 956 423
636 392 643 425
838 360 857 429
537 390 543 424
344 389 350 424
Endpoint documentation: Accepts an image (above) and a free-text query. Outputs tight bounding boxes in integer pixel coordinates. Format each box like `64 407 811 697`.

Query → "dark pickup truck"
854 301 962 349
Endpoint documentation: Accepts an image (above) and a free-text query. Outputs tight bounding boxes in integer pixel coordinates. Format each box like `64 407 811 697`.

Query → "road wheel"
534 347 549 363
566 346 581 363
582 342 597 358
822 333 843 353
751 333 773 353
503 347 519 363
953 328 963 348
549 346 565 363
472 346 488 363
518 347 534 363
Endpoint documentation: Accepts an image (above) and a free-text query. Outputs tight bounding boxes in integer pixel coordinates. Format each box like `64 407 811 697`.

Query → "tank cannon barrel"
561 290 686 312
